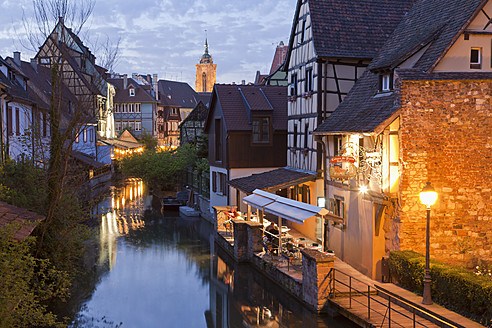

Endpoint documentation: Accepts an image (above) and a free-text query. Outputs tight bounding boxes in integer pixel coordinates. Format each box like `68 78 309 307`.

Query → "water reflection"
71 179 355 328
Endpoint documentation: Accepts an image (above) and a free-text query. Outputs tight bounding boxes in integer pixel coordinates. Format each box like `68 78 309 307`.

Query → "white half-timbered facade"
282 0 415 247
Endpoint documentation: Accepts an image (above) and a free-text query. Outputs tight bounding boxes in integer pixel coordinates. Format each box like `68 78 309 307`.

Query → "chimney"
153 74 159 100
242 80 245 85
13 52 21 66
123 74 128 89
30 58 37 72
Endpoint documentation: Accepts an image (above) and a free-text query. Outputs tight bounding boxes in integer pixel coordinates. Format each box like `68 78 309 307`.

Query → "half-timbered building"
35 17 115 145
242 0 416 245
0 55 39 162
109 75 157 138
179 100 209 146
314 0 492 279
204 84 287 211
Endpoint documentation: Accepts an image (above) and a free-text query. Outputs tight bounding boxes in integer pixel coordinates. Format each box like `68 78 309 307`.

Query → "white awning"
242 189 278 210
244 189 328 225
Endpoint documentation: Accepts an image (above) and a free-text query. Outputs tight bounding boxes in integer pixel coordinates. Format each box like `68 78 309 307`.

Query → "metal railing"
328 268 459 328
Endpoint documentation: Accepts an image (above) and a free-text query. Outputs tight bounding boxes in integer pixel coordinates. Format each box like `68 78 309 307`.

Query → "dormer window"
470 47 481 69
379 73 393 92
129 87 135 96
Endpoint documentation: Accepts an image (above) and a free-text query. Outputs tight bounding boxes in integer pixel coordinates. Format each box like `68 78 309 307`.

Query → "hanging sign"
331 156 356 164
329 156 357 180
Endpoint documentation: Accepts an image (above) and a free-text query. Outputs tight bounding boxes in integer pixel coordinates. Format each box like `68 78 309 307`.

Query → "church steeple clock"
195 39 217 93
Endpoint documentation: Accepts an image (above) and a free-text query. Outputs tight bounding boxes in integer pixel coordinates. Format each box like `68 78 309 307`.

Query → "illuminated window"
129 87 135 96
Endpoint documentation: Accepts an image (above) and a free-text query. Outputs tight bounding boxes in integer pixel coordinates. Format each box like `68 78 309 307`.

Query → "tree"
139 131 158 152
0 225 69 328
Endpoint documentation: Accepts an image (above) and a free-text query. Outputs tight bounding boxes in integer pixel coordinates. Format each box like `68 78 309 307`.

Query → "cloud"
0 0 297 88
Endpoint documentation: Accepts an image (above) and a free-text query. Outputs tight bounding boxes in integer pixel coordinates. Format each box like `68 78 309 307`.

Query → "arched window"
202 72 207 92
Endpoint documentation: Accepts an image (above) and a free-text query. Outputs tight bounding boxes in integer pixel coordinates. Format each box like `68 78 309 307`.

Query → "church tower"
195 39 217 93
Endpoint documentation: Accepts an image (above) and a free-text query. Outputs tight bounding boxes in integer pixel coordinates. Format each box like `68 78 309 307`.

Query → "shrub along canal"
70 179 357 327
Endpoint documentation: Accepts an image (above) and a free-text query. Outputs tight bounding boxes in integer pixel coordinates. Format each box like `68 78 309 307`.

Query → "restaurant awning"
244 189 328 225
242 189 278 209
264 196 328 225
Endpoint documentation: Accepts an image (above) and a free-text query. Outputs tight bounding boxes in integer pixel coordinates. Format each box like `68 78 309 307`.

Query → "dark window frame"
305 67 313 92
251 115 272 145
470 47 482 69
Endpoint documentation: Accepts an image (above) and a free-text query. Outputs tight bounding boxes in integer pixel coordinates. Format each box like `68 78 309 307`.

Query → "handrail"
329 268 459 328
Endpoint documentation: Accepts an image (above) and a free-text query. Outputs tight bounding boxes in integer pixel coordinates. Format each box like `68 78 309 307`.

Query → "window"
135 121 141 131
329 196 345 219
219 173 227 195
293 122 298 148
15 108 20 135
42 113 47 137
304 123 309 149
212 171 217 192
136 104 141 113
300 20 306 43
334 135 343 156
24 111 29 133
470 47 481 69
380 73 392 92
40 57 50 65
202 72 207 92
83 129 87 142
290 73 298 96
75 130 79 143
90 128 94 142
252 117 270 143
129 87 135 96
305 67 313 92
7 107 12 136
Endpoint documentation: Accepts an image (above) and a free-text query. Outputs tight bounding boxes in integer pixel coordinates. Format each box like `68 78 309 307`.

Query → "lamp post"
419 182 438 305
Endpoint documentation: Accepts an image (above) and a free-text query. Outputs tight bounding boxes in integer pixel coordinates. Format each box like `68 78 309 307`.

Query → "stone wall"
399 79 492 266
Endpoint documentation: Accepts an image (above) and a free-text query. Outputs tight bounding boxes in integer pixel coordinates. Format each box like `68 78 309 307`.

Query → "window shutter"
212 172 217 193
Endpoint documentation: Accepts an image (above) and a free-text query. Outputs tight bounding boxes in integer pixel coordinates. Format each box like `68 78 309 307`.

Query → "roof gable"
285 0 416 68
369 0 485 72
205 84 287 133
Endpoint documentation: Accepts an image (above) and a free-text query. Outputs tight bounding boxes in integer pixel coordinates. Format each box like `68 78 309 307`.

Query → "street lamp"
419 182 438 305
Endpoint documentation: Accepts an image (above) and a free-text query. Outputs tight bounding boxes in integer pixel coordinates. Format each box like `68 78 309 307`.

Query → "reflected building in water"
98 179 146 270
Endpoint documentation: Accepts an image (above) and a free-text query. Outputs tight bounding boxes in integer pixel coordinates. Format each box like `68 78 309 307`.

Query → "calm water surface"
71 179 357 328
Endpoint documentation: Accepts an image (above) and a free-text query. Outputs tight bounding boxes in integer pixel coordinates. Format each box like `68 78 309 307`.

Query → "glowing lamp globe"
419 182 438 208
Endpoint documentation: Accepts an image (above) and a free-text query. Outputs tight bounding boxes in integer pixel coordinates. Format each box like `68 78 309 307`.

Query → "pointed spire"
204 38 209 55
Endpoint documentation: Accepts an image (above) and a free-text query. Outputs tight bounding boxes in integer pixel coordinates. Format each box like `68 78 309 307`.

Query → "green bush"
389 251 492 324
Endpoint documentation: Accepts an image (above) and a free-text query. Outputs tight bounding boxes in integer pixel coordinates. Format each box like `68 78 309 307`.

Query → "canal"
70 179 357 327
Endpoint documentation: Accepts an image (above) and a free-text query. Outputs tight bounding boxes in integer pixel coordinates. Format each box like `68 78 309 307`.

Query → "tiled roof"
228 167 317 194
299 0 415 60
108 78 157 103
0 201 44 241
314 70 399 134
315 0 489 135
210 84 287 131
369 0 484 71
0 58 32 104
194 92 211 106
70 150 105 168
180 101 208 124
158 80 199 109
